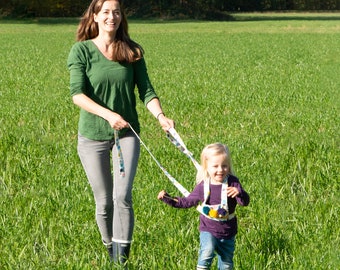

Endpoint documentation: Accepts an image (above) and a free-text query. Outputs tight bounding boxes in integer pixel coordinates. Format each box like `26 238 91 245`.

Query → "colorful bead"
202 206 210 215
209 209 219 218
217 208 227 217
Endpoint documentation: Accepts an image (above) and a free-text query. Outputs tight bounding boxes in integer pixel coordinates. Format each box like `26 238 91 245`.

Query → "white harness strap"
126 125 236 221
197 176 235 222
128 124 191 197
167 128 202 171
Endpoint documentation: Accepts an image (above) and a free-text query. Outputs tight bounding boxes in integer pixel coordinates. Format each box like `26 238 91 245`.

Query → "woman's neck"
93 33 115 48
92 34 116 60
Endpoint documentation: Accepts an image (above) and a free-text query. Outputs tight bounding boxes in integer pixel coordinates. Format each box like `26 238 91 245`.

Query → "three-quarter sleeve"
67 43 87 96
133 58 158 105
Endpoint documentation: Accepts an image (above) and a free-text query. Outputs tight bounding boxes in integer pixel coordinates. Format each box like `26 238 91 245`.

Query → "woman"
67 0 174 265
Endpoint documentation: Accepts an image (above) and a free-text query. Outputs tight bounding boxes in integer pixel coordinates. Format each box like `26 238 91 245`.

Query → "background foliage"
0 0 339 18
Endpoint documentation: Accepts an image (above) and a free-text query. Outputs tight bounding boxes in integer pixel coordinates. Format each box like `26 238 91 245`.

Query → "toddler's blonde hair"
196 143 234 183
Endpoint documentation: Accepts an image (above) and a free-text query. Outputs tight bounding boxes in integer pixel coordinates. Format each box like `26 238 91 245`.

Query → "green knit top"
67 40 158 140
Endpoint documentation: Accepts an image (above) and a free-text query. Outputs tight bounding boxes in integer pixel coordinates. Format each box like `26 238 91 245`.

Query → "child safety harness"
116 125 235 222
196 176 235 221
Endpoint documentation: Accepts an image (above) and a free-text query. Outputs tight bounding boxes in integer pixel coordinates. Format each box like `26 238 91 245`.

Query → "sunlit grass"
0 15 339 269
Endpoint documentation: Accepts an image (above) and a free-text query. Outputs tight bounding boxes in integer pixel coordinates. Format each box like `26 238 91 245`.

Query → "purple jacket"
161 175 250 239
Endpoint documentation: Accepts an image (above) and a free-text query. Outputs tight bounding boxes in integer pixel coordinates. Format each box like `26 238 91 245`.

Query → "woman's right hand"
105 111 129 130
72 94 129 130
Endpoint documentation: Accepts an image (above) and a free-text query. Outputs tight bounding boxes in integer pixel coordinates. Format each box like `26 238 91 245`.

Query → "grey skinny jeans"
77 131 140 244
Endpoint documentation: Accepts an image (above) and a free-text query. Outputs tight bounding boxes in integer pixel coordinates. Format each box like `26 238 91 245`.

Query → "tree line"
0 0 339 19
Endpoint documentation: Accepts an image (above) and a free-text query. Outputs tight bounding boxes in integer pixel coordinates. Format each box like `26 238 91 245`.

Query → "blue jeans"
197 231 235 270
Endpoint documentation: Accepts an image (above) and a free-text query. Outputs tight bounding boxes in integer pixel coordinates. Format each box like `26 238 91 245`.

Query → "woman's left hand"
146 98 175 131
158 114 175 131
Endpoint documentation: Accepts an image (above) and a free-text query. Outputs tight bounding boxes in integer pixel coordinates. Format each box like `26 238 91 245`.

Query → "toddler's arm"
158 190 178 203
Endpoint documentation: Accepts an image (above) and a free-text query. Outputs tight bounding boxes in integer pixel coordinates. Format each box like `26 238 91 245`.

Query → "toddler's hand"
227 187 240 198
157 190 167 200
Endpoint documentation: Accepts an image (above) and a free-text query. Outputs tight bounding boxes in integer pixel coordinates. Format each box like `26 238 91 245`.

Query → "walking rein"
127 124 190 197
114 124 233 221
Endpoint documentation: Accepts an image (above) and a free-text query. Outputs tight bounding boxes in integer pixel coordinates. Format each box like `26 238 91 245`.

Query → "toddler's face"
206 154 229 184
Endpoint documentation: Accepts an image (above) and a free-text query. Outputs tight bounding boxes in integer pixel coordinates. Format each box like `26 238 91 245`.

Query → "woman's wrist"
156 112 165 120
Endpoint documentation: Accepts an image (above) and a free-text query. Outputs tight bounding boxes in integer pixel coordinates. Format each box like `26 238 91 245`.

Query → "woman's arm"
146 98 175 131
72 93 129 130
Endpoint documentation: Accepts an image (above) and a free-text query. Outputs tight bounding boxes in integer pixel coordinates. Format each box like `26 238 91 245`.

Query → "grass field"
0 13 339 269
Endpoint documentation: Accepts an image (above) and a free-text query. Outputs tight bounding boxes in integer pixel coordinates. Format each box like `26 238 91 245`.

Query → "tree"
1 0 339 19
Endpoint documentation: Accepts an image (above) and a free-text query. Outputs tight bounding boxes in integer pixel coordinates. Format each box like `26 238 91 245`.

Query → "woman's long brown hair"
76 0 143 63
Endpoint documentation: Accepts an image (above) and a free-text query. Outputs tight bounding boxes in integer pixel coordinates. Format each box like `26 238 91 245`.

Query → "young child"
158 143 250 270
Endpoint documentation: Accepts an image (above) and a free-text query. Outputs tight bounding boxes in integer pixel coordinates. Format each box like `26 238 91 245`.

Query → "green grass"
0 14 339 269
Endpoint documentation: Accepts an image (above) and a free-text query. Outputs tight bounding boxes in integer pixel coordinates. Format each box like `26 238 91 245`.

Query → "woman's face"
94 0 122 35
